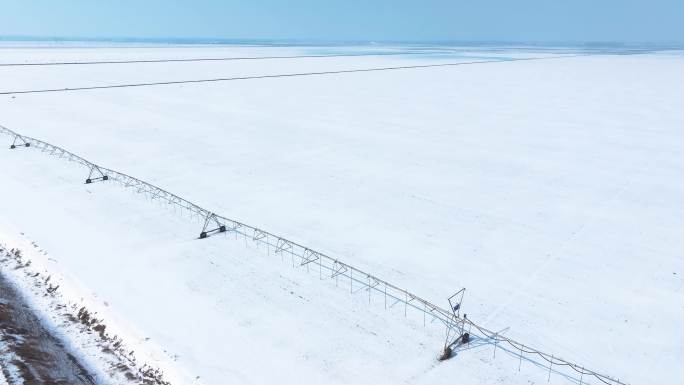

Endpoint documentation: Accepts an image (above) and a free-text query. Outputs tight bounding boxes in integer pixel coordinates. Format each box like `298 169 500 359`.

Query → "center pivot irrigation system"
1 124 628 385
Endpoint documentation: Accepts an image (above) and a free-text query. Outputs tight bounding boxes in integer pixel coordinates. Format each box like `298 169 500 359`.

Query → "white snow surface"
1 44 683 385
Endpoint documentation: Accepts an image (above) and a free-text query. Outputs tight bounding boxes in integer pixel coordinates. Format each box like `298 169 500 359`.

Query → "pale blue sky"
1 0 681 43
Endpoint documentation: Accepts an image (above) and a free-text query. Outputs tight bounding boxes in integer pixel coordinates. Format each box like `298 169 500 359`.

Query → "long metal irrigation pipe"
0 54 589 96
0 124 627 385
0 51 442 67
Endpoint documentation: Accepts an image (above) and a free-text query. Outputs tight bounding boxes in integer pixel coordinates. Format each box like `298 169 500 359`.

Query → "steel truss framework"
0 124 627 385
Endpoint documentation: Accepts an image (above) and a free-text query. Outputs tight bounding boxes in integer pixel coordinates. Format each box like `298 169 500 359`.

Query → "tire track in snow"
483 181 633 326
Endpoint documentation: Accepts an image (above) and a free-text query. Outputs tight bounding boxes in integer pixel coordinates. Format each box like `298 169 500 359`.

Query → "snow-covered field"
1 44 683 385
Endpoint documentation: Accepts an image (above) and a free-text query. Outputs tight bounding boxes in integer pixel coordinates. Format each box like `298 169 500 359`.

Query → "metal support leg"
85 166 109 184
9 135 30 149
493 333 498 359
199 212 226 239
384 284 387 310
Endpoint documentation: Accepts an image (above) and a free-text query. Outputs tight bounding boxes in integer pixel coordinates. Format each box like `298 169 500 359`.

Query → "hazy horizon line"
1 35 682 48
